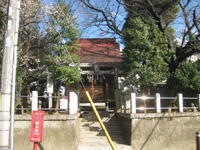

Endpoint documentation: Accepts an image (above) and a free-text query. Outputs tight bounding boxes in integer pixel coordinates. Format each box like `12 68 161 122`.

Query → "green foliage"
15 68 24 94
42 0 81 85
167 62 200 96
0 10 6 35
15 0 81 96
46 43 81 85
157 0 179 25
122 13 170 92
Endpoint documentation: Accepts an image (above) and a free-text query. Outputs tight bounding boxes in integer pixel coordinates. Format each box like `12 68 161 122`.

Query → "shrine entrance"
67 38 123 109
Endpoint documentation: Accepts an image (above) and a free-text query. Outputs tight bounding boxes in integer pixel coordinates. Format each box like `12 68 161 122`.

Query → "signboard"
47 74 53 93
30 111 44 142
60 97 68 109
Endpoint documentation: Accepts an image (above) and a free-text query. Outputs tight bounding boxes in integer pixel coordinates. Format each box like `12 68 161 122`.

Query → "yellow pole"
85 91 116 150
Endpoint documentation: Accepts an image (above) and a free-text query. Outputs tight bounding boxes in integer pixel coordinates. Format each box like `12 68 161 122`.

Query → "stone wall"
117 112 200 150
14 114 79 150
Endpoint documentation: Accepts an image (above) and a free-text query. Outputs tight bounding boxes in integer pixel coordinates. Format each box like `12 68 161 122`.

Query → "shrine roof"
77 38 122 64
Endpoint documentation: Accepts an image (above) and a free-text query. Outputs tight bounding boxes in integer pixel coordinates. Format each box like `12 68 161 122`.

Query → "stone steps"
79 130 124 136
78 110 132 150
78 145 131 150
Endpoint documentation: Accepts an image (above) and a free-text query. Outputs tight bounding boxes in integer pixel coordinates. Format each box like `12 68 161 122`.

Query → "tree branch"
81 0 122 35
193 10 200 35
176 39 200 63
159 0 179 15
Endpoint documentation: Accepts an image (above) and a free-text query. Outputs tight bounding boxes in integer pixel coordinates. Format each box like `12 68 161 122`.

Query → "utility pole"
0 0 20 149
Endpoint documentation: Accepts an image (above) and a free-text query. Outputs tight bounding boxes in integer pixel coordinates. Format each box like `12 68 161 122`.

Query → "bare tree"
79 0 200 72
77 0 126 37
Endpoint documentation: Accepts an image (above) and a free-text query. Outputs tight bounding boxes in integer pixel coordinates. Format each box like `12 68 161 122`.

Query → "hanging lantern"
94 63 99 72
103 75 105 80
97 75 99 80
99 76 103 83
94 77 97 85
89 75 92 83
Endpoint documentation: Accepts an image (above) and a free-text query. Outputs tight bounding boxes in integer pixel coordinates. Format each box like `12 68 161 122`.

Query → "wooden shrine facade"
67 38 123 106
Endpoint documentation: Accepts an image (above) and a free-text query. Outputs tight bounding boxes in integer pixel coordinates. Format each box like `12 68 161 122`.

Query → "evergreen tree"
122 13 170 93
167 62 200 96
80 0 200 95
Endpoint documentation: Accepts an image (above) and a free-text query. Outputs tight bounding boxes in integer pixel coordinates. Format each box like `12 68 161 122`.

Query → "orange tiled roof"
77 38 122 63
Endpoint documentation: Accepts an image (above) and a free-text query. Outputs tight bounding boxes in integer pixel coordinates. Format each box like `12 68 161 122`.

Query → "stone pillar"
69 92 78 114
131 93 136 114
31 91 38 113
155 93 161 113
197 94 200 112
177 93 183 112
115 92 120 113
125 93 131 113
119 94 123 113
121 94 125 113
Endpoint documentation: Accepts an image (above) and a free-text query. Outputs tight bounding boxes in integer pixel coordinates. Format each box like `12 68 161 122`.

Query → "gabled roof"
77 38 122 63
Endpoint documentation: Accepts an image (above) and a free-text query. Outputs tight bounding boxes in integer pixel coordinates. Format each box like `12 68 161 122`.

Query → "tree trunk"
55 82 61 113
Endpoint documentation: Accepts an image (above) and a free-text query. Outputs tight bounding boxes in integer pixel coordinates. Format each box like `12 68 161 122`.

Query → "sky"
41 0 200 51
41 0 125 50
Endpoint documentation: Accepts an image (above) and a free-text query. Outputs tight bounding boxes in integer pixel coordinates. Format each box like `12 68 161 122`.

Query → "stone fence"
116 92 200 150
116 92 200 113
18 91 79 114
117 112 200 150
14 114 79 150
13 91 80 150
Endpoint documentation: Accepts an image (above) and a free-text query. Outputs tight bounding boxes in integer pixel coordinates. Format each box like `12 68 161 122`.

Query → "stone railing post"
69 92 78 114
155 93 161 113
177 93 183 112
115 92 120 113
197 94 200 112
31 91 38 113
131 93 136 114
125 93 131 113
196 132 200 150
121 94 124 113
118 94 122 113
124 93 126 113
38 101 42 110
120 94 124 113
